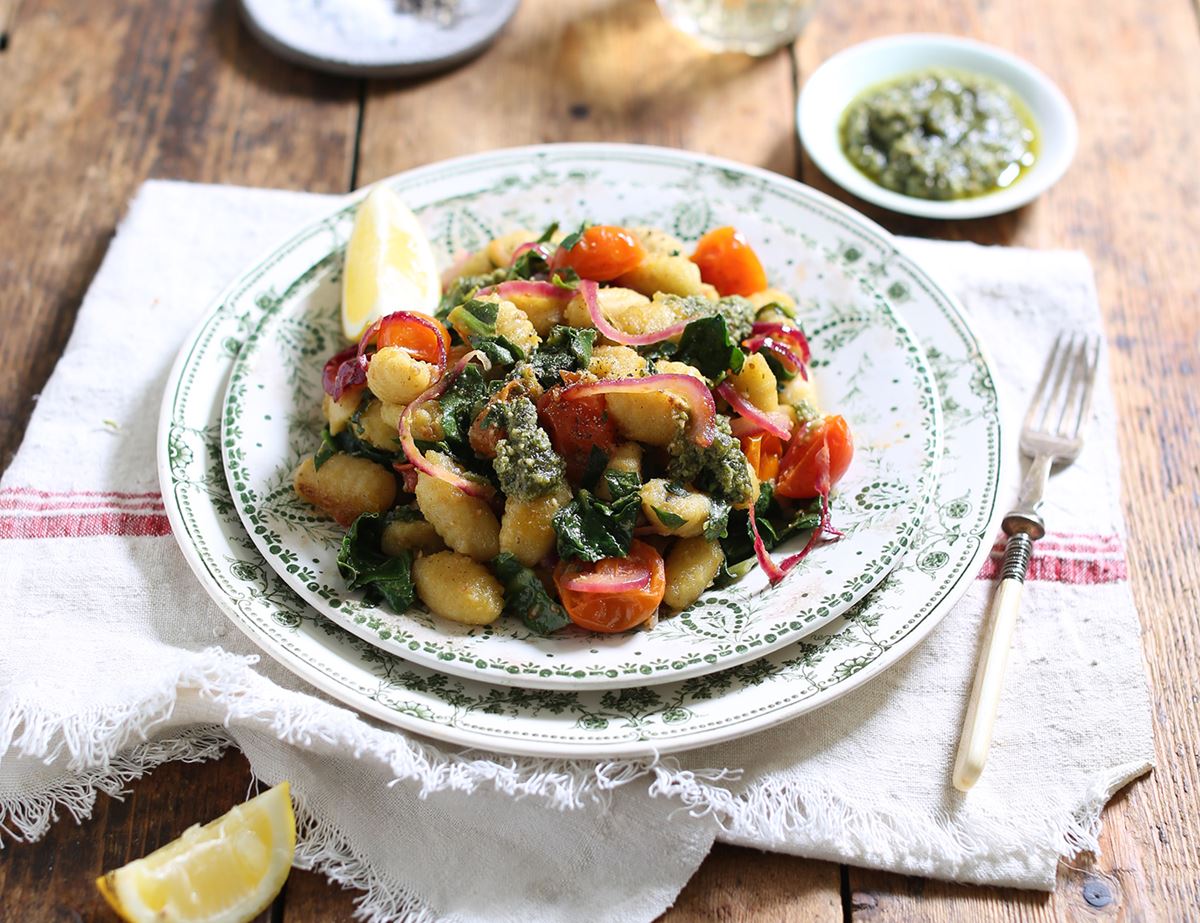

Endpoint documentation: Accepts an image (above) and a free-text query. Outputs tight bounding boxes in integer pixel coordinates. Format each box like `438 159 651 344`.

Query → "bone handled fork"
952 332 1101 792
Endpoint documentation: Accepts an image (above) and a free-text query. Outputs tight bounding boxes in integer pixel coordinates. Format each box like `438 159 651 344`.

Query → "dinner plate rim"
797 32 1079 220
158 141 1006 758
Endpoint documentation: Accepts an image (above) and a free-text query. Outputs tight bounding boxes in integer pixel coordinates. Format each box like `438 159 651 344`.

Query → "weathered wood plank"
661 845 843 922
0 0 360 472
795 0 1200 919
354 0 797 186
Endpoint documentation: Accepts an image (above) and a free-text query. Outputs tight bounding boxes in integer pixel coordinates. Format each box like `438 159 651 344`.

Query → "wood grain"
0 0 360 472
796 0 1200 920
354 0 797 185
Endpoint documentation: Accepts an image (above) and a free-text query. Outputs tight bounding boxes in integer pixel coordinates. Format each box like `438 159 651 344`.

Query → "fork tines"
1023 331 1101 442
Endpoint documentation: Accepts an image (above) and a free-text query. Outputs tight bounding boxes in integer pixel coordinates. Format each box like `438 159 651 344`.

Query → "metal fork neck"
1003 453 1051 539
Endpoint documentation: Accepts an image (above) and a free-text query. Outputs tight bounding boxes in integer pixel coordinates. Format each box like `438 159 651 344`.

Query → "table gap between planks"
0 0 1196 920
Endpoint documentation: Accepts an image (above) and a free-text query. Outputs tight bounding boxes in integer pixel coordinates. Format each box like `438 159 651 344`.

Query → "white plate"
237 0 520 79
219 154 942 690
160 144 1004 758
799 34 1078 220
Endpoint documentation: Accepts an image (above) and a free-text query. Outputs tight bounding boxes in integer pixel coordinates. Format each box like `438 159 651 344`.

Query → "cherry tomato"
536 383 619 480
551 226 645 281
691 226 768 297
376 312 450 368
739 432 784 481
554 540 666 633
775 415 854 500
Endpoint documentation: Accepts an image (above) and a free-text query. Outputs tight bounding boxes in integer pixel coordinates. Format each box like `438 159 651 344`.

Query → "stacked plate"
158 144 1004 758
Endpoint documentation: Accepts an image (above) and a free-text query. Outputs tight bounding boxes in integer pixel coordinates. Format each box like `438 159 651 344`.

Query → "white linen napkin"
0 180 1154 920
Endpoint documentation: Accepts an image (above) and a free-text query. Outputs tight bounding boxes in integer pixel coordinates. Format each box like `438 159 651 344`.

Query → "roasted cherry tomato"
739 432 784 481
553 540 666 633
537 382 619 480
550 225 645 281
775 415 854 500
691 226 768 297
375 312 450 368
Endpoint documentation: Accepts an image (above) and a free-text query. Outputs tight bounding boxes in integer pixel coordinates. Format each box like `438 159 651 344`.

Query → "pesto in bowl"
839 68 1037 201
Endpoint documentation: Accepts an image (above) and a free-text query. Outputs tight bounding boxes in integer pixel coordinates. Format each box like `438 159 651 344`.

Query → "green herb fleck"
651 506 688 529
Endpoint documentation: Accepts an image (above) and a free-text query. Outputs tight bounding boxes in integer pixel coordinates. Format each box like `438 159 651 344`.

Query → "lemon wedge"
96 781 296 923
341 185 441 341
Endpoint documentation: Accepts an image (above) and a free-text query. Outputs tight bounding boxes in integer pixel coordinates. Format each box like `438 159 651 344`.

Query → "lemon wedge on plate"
341 185 441 341
96 781 296 923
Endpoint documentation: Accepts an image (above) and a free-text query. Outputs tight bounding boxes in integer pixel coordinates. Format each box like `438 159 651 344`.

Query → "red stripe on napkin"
1 487 162 500
0 510 172 539
978 533 1128 585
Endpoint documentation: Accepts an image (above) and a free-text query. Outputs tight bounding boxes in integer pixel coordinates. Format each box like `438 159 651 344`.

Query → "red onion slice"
398 351 495 500
579 279 691 346
561 567 652 594
749 492 839 585
715 382 793 441
323 345 369 400
563 372 717 447
750 321 812 363
477 280 575 301
742 334 808 381
509 241 552 266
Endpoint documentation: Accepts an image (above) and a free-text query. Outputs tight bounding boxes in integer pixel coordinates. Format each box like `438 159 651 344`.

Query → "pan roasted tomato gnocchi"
295 222 853 634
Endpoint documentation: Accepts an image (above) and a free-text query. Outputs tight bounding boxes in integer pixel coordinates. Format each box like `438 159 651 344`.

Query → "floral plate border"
159 144 1002 758
219 151 942 689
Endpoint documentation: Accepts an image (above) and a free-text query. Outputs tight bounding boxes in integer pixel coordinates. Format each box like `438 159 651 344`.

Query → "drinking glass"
656 0 819 55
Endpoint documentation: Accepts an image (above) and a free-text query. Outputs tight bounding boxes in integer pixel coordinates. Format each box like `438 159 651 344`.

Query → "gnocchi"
293 453 396 527
413 552 504 625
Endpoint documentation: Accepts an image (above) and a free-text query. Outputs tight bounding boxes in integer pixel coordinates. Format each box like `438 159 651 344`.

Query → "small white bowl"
798 34 1078 220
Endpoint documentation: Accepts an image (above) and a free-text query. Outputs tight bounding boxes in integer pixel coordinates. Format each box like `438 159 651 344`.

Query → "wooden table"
1 0 1197 919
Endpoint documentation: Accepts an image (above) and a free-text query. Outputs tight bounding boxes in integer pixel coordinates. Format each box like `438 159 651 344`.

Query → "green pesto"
489 396 566 500
839 68 1037 201
667 415 753 504
660 293 757 342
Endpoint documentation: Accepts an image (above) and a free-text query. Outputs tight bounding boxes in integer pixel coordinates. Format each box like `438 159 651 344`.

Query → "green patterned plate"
160 143 1001 758
219 148 942 690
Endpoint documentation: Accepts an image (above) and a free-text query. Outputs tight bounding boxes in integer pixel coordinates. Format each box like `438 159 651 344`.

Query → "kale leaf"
437 267 507 319
579 446 610 491
719 482 775 569
447 299 526 368
529 325 596 388
438 363 489 453
672 315 745 380
553 469 642 562
492 552 572 635
337 512 415 611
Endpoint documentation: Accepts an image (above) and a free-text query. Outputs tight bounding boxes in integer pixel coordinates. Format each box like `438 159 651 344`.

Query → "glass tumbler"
655 0 818 55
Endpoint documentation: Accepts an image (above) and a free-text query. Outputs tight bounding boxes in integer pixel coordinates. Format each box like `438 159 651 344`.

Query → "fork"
952 331 1101 792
